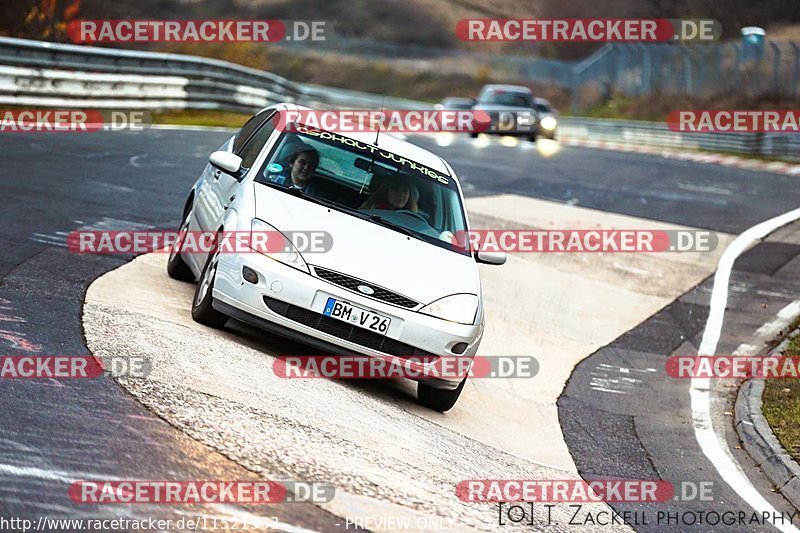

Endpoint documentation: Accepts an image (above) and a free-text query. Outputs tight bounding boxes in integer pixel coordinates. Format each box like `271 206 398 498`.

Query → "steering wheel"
395 210 428 223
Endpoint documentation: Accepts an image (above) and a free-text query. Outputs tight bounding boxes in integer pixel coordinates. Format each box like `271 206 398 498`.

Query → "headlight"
250 219 309 273
420 294 479 325
540 116 557 130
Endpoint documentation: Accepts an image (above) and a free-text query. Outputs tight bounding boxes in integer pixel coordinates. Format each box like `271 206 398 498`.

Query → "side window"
238 113 278 169
233 109 274 154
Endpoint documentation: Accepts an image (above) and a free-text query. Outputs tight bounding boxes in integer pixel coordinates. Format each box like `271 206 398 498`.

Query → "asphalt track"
2 128 800 531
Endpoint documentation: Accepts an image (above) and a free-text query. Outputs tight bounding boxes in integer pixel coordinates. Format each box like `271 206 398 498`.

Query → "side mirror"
475 251 506 265
209 151 244 179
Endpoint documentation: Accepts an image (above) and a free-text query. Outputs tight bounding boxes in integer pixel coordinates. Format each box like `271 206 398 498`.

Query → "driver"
264 141 320 194
360 175 419 212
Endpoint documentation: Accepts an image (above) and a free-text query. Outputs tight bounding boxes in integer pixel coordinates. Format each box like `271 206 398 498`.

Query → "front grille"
312 266 419 309
263 295 437 361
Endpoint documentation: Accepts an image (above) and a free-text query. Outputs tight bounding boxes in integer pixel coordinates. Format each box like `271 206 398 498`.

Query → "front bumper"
211 246 483 390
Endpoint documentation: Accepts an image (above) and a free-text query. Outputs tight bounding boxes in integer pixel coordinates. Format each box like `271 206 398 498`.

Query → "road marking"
677 182 734 196
693 206 800 533
589 364 657 395
129 154 147 168
755 300 800 338
0 463 122 484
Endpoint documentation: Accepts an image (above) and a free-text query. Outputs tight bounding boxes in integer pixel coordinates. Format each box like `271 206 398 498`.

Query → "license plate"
323 297 391 335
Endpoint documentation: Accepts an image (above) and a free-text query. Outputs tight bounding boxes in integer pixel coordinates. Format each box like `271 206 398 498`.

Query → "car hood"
252 184 479 305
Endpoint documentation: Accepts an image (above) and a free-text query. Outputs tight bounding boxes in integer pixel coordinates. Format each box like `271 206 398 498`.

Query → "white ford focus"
168 103 505 411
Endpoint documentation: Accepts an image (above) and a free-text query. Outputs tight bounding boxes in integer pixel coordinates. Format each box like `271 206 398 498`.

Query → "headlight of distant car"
540 116 557 131
420 294 479 325
250 218 309 273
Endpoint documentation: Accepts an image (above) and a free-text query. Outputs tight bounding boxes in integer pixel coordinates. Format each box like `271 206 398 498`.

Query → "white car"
167 103 505 411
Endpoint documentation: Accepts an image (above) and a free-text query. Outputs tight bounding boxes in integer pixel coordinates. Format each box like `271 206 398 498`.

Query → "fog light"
452 342 468 354
242 266 259 284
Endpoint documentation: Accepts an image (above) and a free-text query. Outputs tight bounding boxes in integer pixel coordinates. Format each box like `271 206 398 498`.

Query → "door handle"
213 169 221 179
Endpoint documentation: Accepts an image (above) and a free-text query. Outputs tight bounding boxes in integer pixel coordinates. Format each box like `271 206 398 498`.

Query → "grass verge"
151 110 251 129
762 333 800 462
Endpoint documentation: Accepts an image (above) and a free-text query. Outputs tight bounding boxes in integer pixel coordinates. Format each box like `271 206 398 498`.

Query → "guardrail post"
682 48 693 96
770 41 781 94
713 45 723 95
733 43 742 88
792 42 800 98
615 44 626 93
633 44 649 95
570 67 580 112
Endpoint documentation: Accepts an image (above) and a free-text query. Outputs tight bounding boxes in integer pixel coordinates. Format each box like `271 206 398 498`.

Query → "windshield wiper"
366 215 418 238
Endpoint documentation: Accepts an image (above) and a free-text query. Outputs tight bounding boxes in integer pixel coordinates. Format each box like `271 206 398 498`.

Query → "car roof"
533 97 551 105
480 84 532 94
271 103 452 176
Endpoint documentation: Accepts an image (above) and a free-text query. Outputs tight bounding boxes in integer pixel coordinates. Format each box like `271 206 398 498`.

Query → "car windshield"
479 90 531 107
534 102 551 113
254 126 469 255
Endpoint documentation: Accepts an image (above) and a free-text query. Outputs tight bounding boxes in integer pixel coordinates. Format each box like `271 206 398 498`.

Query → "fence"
570 41 800 110
0 36 796 161
277 35 800 111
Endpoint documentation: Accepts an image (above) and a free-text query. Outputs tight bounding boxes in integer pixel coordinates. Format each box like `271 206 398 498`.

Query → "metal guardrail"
0 37 795 162
0 36 424 112
559 117 800 162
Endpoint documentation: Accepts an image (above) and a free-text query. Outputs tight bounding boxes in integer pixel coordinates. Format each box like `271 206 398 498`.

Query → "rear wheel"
191 245 228 328
167 206 195 282
417 378 466 412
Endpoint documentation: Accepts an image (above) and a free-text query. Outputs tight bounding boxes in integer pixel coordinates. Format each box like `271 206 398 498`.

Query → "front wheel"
191 247 228 328
417 378 466 412
528 131 538 143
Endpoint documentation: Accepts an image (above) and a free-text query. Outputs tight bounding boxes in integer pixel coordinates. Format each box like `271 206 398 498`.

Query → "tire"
528 131 538 143
191 245 228 328
470 132 479 138
417 378 466 412
167 205 195 282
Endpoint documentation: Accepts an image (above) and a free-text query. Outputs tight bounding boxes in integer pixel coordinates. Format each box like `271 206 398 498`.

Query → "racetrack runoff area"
83 192 732 531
